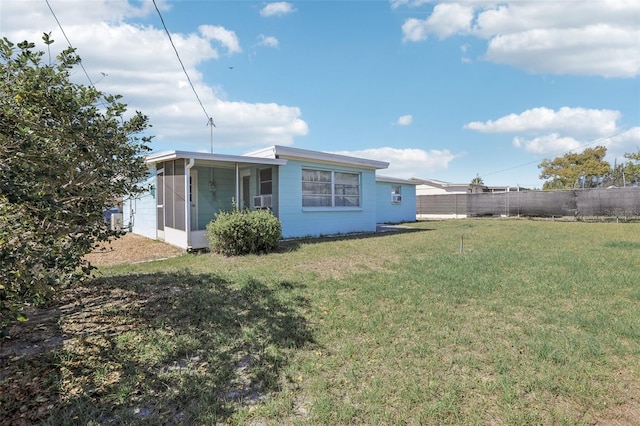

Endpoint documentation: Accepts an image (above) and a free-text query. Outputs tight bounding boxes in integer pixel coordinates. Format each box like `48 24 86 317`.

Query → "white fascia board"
376 175 419 185
256 145 389 170
145 150 287 166
410 177 468 188
244 146 277 159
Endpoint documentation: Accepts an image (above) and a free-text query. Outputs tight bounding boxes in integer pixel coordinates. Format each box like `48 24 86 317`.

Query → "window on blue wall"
302 169 360 207
391 185 402 204
259 168 272 195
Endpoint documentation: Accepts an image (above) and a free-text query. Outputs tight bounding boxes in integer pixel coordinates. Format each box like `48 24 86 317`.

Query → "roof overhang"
376 175 419 185
145 150 288 168
410 177 469 189
246 145 389 170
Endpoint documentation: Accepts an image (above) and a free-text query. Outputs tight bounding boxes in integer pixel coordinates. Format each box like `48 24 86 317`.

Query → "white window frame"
302 168 361 209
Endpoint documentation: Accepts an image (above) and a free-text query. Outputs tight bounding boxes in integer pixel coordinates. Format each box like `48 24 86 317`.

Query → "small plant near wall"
206 205 282 256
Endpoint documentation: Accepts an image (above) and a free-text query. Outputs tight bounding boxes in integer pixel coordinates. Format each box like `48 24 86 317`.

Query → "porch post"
235 162 240 206
186 158 195 248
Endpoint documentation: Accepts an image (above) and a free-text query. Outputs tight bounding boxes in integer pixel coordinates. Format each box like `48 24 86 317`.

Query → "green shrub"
206 207 282 256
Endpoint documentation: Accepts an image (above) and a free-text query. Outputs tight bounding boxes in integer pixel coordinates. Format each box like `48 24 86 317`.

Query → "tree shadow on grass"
0 271 314 424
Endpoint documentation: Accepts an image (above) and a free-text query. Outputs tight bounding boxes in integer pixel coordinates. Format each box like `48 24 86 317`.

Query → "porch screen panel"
174 160 186 231
164 161 174 228
242 175 251 209
302 169 331 207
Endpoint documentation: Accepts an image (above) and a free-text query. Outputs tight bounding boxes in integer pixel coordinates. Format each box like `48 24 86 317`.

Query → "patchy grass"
1 219 639 424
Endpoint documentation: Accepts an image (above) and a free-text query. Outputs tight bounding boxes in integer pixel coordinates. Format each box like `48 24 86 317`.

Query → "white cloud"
485 25 639 78
333 147 460 178
390 0 432 10
473 1 638 38
465 107 620 138
512 127 640 159
599 126 640 161
402 18 431 42
260 2 296 17
199 25 242 54
512 134 582 155
402 3 474 41
467 107 638 157
396 114 413 126
0 0 158 29
397 1 640 77
2 0 308 152
256 34 279 48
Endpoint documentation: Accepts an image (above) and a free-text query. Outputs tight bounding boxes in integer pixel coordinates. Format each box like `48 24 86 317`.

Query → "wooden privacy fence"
417 187 640 218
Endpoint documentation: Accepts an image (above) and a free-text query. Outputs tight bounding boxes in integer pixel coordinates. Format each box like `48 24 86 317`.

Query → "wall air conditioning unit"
253 194 272 209
392 194 402 204
111 213 124 231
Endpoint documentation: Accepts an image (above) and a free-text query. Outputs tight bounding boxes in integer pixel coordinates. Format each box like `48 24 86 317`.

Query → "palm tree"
470 174 484 186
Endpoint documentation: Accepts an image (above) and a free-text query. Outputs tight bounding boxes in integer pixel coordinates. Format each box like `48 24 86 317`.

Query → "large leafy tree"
622 150 640 186
538 146 611 190
0 36 152 326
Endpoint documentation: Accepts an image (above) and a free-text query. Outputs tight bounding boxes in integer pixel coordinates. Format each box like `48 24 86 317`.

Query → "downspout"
186 158 195 249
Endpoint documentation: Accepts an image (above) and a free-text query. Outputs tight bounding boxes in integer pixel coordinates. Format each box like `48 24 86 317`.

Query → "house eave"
376 175 419 185
145 150 287 166
410 177 469 190
246 145 389 170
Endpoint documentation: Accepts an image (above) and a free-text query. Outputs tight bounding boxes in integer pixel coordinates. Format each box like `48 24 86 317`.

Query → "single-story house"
124 145 417 250
411 177 527 195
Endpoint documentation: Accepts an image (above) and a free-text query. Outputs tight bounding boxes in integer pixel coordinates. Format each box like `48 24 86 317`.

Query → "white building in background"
410 178 472 195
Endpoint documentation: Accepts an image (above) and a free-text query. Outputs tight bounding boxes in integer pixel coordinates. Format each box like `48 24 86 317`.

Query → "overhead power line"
45 0 216 151
152 0 214 130
479 128 636 180
45 0 95 87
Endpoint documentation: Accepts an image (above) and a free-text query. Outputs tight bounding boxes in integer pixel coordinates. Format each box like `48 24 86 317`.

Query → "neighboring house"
124 145 416 250
411 177 471 220
411 177 528 220
411 178 527 195
483 185 527 193
410 178 472 195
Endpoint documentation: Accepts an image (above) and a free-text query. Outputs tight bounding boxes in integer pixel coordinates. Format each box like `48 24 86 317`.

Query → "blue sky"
2 0 639 187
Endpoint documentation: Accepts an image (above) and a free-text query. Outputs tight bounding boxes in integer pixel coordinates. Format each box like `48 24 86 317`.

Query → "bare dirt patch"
84 232 184 267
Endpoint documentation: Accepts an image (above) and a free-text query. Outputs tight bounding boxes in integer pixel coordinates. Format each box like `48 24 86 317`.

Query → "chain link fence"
417 187 640 219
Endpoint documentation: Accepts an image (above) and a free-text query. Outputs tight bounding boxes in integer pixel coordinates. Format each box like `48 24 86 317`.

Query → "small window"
259 168 272 195
391 185 402 204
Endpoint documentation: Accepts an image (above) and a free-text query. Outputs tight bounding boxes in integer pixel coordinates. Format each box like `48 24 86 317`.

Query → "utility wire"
478 128 637 180
45 0 95 87
152 0 214 129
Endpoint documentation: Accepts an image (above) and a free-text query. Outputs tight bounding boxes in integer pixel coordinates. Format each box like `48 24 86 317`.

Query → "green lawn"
2 219 639 424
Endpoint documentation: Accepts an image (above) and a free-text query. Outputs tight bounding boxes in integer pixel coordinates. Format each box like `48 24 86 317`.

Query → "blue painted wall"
277 159 378 238
124 173 157 239
375 181 417 224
